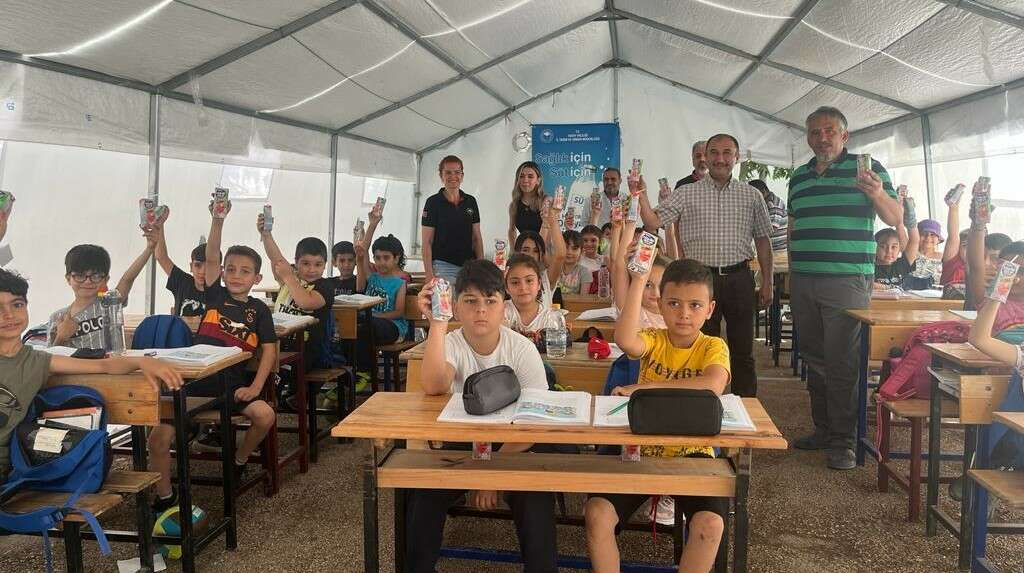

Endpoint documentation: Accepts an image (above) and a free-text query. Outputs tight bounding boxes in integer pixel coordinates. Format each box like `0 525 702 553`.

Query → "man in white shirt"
410 259 557 573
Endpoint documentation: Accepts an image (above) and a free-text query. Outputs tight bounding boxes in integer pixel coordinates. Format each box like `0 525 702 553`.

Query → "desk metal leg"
856 323 869 466
173 389 196 573
220 371 238 550
971 426 992 569
959 424 978 571
130 426 155 570
394 487 407 573
363 441 380 573
733 448 751 573
63 521 84 573
926 370 942 536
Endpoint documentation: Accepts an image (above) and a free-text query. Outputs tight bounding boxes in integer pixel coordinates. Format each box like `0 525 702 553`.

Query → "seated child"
147 200 278 510
515 226 564 308
907 218 945 286
329 241 358 296
410 260 556 572
260 219 334 371
579 224 604 272
557 230 594 295
504 253 564 350
609 217 666 329
354 234 408 388
0 268 183 486
940 190 967 286
599 222 613 256
585 259 730 573
153 208 218 317
873 224 919 290
48 230 157 349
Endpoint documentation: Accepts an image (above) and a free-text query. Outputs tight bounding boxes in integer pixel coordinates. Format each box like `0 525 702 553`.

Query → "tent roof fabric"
1 0 1023 156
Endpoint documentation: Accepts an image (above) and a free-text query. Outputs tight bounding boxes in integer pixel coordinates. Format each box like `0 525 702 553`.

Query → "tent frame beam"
607 0 621 121
338 6 607 133
418 62 611 155
610 7 920 114
722 0 822 100
0 49 415 154
620 62 805 132
159 0 360 91
933 0 1024 31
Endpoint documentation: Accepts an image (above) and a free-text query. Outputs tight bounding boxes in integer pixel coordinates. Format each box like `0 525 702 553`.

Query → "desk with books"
561 294 612 313
46 352 251 573
331 392 787 573
921 343 1018 570
402 341 619 396
846 309 971 466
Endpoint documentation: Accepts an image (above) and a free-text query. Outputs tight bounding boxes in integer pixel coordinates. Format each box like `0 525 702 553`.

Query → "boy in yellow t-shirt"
585 258 730 573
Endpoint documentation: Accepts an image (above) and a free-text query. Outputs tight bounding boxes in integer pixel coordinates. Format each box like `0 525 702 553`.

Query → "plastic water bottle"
545 308 568 358
100 289 126 355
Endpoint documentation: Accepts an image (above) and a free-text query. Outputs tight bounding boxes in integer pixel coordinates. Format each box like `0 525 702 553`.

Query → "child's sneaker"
193 426 223 453
151 489 178 516
355 371 371 393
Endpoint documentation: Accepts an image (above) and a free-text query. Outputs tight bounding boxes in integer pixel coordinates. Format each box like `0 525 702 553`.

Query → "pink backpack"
877 321 972 401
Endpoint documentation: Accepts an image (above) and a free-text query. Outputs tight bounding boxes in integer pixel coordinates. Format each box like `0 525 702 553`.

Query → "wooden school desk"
331 392 787 573
561 294 612 313
869 293 965 311
846 309 971 466
402 341 617 396
970 411 1024 573
922 343 1018 571
50 352 251 573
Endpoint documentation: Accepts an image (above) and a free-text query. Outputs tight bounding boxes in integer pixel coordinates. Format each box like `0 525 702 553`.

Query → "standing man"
788 107 900 470
749 179 788 252
422 155 484 284
590 167 624 227
639 134 773 398
674 139 708 190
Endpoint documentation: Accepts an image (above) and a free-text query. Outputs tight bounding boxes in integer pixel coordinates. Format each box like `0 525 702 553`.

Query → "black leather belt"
706 261 749 275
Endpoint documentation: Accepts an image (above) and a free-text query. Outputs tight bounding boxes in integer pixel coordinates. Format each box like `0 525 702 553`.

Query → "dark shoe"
193 426 223 453
151 489 177 516
949 475 964 502
793 431 829 451
232 460 248 485
827 448 856 470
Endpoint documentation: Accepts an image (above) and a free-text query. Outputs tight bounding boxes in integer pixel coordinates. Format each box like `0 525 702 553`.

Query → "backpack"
602 354 641 396
0 385 113 571
130 314 193 350
877 321 972 402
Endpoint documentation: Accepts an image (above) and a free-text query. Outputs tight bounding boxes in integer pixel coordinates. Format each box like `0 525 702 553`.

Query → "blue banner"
532 123 620 224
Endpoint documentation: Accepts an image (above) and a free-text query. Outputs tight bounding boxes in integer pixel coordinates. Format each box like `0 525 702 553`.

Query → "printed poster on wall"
532 123 620 230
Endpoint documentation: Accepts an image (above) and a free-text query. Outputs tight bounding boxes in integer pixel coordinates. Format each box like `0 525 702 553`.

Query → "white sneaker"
654 496 676 526
635 496 677 526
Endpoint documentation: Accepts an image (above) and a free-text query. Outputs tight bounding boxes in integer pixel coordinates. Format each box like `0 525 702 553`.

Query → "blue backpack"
0 385 113 570
130 314 193 350
602 354 641 395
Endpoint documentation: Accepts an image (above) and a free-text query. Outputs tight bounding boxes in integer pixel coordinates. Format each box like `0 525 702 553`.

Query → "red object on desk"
588 336 611 359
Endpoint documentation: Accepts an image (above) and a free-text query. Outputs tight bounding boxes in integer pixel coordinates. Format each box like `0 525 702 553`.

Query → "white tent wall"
333 173 419 272
418 67 804 256
0 141 150 326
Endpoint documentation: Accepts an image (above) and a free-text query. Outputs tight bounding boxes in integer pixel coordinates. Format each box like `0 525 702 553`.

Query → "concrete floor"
1 341 1022 572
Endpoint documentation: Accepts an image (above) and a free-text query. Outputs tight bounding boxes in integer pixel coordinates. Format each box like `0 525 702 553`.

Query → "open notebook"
126 344 242 367
437 389 592 425
592 393 756 432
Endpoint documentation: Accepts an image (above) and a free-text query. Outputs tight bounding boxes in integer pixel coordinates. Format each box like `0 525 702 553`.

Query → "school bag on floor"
0 385 113 571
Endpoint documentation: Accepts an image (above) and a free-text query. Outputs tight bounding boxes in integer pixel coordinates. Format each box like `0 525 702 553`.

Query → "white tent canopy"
1 0 1023 322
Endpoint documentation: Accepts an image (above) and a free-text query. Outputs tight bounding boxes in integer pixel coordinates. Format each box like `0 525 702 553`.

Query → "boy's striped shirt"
787 149 896 275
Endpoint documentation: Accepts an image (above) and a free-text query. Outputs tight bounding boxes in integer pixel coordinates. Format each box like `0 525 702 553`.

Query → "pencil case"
463 365 521 415
627 388 722 435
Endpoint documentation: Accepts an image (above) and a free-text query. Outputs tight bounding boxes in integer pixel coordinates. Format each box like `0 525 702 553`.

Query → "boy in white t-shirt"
412 259 556 573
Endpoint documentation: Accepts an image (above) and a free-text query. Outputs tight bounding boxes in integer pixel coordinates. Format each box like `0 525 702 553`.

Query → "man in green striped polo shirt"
788 106 901 470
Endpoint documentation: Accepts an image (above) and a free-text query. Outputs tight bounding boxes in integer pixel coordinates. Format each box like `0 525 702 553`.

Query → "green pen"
606 401 629 416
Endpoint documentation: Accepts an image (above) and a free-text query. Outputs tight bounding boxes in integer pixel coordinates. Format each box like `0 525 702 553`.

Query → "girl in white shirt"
504 253 565 350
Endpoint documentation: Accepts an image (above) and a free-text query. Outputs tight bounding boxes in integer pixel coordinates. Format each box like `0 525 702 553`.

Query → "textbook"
437 389 592 425
127 344 242 367
334 294 384 305
576 307 618 322
950 310 977 321
38 406 102 431
592 393 756 432
272 312 317 329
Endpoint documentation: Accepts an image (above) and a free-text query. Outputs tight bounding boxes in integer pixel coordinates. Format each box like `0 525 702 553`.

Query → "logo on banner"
540 129 554 143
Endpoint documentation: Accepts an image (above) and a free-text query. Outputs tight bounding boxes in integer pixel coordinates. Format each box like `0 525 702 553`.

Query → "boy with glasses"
47 233 155 348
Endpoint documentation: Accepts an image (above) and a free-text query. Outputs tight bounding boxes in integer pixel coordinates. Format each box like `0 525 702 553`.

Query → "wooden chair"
304 366 355 462
1 374 165 573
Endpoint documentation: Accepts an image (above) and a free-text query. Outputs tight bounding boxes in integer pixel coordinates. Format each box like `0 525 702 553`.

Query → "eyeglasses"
442 170 464 176
68 272 108 284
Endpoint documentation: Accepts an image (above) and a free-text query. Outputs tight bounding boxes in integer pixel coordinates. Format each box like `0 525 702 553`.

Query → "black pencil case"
627 388 722 435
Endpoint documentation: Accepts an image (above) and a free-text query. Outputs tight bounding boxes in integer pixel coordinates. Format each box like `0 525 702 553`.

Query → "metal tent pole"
328 134 338 276
921 114 936 220
145 94 161 315
412 153 423 257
